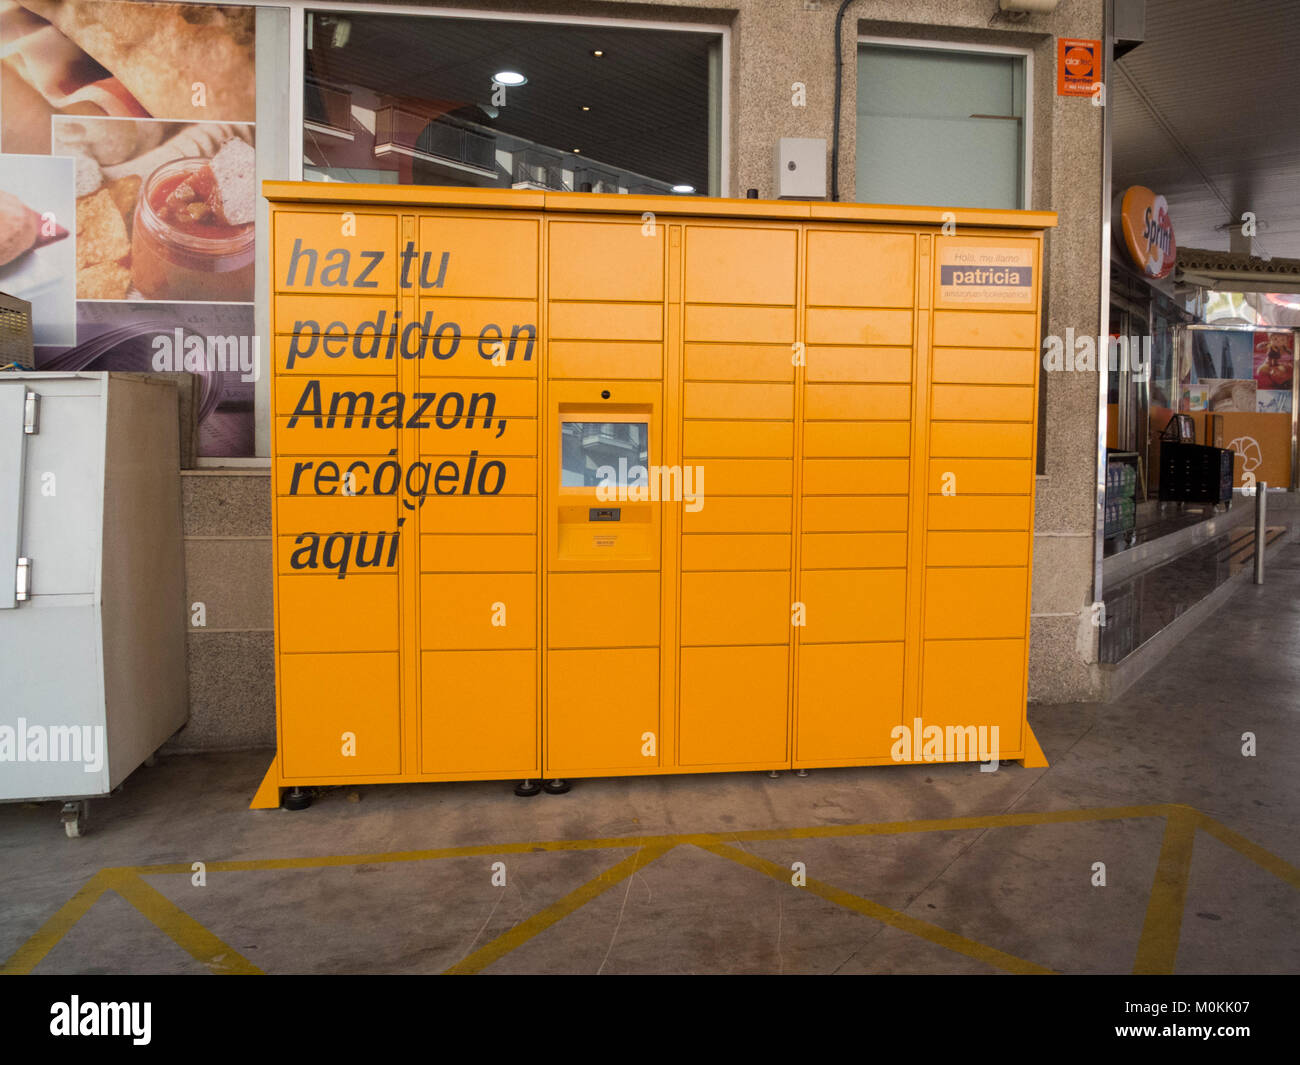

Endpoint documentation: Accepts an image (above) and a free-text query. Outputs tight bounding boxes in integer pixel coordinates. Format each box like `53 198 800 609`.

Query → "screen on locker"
557 417 654 561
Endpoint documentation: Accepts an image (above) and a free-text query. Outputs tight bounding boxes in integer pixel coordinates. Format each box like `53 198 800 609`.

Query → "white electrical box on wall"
776 137 827 199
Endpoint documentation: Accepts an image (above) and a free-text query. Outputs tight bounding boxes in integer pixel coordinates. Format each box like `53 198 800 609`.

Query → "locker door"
0 385 27 609
0 381 107 800
17 385 104 597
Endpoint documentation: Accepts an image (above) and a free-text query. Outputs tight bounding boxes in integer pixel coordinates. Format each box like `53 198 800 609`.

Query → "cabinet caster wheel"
542 779 571 795
281 787 313 811
60 800 88 838
514 779 541 797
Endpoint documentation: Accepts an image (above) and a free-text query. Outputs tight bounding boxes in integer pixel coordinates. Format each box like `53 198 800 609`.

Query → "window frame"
855 35 1034 212
288 2 731 195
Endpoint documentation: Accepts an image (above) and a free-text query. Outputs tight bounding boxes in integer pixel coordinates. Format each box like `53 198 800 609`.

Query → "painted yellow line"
698 841 1056 975
104 869 263 975
1133 808 1198 975
124 804 1179 875
1 872 111 975
443 843 675 975
10 803 1295 976
1195 811 1300 890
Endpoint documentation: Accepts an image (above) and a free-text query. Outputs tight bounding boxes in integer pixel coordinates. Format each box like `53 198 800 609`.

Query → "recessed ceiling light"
573 148 582 153
591 50 604 57
671 184 696 194
581 105 591 111
492 70 527 86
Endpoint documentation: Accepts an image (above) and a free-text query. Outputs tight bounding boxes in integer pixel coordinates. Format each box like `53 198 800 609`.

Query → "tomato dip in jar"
131 157 254 301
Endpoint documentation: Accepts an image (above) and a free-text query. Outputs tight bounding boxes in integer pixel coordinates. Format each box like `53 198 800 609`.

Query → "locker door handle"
23 391 39 434
15 557 30 601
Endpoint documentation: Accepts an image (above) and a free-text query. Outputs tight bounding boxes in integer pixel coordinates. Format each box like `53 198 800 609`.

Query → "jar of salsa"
131 157 254 302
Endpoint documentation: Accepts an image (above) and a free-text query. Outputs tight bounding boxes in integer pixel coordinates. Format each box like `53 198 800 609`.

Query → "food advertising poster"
0 0 257 457
1253 330 1294 397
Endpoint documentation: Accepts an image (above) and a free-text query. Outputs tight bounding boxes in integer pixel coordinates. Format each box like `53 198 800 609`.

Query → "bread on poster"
17 0 256 121
99 123 252 184
54 117 165 166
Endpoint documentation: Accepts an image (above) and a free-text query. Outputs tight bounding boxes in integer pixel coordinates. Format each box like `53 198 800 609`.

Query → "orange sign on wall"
1058 37 1102 97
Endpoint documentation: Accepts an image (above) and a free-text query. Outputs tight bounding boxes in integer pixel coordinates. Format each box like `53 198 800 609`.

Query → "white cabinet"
0 373 187 831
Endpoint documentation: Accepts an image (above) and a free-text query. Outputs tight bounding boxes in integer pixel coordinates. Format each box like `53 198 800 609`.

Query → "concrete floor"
3 551 1299 975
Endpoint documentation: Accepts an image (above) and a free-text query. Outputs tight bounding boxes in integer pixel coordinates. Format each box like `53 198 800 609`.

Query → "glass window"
303 12 722 196
561 422 648 487
856 43 1027 209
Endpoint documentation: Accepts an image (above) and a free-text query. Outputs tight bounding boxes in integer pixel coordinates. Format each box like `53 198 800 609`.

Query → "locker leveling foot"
281 787 313 811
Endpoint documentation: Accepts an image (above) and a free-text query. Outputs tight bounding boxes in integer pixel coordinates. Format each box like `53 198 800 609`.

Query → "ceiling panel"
1112 0 1300 259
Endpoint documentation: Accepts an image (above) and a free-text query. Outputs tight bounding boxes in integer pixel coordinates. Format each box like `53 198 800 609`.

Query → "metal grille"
0 292 34 369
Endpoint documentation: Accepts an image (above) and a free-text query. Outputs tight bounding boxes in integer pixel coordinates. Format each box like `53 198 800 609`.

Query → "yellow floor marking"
6 803 1296 976
443 843 675 975
1195 811 1300 890
0 871 111 975
699 841 1055 975
1132 807 1198 975
103 869 263 976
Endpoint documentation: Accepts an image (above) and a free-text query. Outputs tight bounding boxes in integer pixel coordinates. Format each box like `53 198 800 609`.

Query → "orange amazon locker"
253 183 1055 809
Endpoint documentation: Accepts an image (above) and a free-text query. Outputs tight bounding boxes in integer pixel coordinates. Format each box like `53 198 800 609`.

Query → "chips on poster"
55 117 255 303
